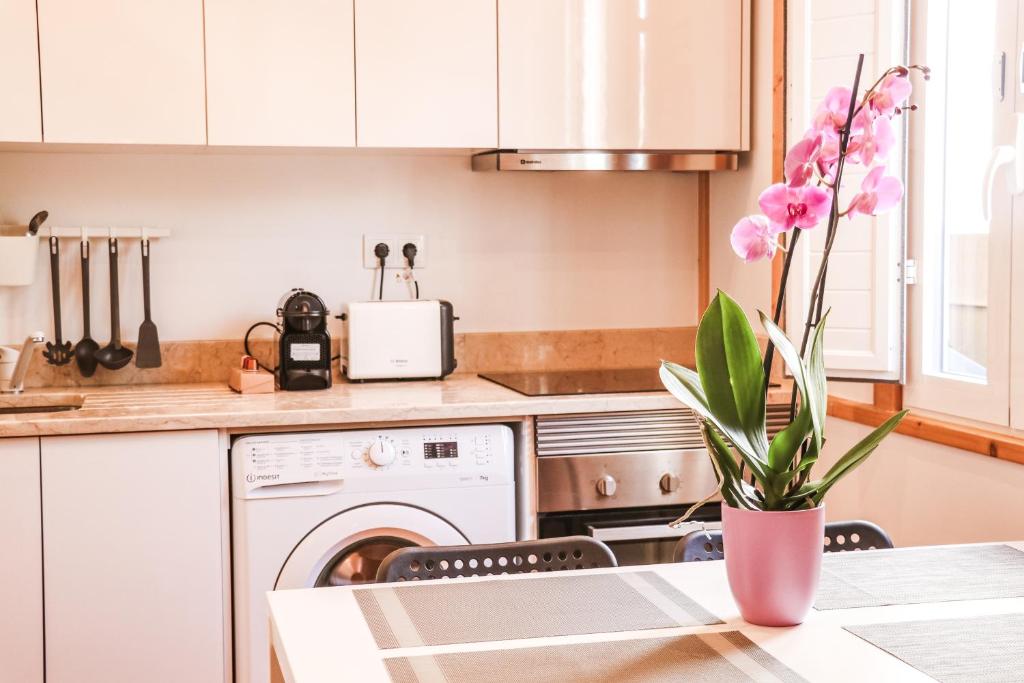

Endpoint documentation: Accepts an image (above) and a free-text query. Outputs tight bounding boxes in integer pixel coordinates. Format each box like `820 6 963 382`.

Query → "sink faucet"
0 333 47 394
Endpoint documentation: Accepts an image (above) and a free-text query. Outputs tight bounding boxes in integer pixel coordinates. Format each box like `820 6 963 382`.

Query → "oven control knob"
367 438 396 467
659 473 680 493
595 474 617 497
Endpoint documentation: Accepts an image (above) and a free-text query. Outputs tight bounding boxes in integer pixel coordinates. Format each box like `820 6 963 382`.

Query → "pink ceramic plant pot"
721 503 826 626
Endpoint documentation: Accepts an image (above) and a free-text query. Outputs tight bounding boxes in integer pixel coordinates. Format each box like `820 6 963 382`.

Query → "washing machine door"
276 503 468 589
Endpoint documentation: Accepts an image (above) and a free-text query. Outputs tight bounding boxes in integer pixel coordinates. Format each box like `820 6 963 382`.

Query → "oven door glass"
586 520 722 566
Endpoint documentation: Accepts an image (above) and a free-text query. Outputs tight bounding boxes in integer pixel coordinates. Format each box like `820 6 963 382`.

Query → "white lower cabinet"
41 430 229 683
0 437 44 683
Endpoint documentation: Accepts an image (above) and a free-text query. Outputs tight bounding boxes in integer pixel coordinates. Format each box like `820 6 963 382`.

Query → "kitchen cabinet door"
37 0 206 144
42 430 229 683
0 438 44 683
0 1 42 142
355 0 498 148
498 0 749 151
205 0 356 147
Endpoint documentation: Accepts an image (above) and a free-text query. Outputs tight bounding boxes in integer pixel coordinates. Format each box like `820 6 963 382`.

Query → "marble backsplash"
18 327 700 389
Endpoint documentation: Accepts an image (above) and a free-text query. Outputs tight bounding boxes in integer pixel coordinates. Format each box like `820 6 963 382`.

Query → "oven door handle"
586 521 721 543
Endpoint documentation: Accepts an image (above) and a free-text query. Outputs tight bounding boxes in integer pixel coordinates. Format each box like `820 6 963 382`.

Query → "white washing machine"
231 424 516 683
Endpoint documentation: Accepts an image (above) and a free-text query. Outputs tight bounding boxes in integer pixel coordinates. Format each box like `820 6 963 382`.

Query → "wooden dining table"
267 541 1024 682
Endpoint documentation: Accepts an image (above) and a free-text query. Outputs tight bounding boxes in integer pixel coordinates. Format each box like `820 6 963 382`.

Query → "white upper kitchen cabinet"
41 430 230 683
205 0 356 147
0 438 44 683
355 0 498 148
498 0 750 150
0 1 42 142
36 0 206 144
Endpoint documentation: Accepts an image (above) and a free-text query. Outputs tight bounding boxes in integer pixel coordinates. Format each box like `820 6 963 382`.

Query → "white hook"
80 226 88 245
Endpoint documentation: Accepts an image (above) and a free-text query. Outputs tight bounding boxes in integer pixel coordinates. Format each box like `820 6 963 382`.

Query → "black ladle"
94 238 133 370
74 240 99 376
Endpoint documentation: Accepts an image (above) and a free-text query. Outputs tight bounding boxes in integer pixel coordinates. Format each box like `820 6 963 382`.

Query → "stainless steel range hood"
471 150 738 172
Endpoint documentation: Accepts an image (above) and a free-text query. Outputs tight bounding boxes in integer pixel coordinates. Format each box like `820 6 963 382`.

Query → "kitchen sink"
0 393 85 415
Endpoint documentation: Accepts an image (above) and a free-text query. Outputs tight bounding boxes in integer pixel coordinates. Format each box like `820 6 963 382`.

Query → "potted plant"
660 56 928 626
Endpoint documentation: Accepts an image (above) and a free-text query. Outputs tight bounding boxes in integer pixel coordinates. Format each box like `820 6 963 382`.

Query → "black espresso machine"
276 289 332 391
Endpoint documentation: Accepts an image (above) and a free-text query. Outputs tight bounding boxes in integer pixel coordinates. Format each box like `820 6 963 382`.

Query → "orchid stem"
785 52 865 495
762 229 801 390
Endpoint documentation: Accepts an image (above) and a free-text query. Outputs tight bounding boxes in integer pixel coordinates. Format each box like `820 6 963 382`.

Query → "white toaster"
342 300 458 381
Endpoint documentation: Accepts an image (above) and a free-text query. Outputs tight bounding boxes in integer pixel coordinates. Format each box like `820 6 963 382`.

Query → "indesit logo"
246 472 281 483
520 158 541 166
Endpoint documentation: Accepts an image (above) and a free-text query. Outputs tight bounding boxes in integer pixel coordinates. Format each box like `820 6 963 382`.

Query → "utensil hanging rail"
46 227 171 239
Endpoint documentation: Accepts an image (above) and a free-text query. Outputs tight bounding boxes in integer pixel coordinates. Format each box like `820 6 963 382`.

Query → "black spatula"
135 238 161 368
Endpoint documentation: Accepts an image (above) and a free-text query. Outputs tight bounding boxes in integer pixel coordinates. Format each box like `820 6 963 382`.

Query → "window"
904 0 1015 425
785 0 907 382
788 0 1024 427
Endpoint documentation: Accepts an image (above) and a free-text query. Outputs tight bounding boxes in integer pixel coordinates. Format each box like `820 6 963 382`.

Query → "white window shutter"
785 0 908 381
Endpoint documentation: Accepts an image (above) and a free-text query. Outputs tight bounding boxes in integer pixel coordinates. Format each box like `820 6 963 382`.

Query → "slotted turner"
43 236 74 366
135 238 161 368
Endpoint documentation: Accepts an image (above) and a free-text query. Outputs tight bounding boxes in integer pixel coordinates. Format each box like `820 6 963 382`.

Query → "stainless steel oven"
534 409 723 566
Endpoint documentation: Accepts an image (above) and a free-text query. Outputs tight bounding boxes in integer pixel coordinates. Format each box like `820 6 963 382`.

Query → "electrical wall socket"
362 234 427 269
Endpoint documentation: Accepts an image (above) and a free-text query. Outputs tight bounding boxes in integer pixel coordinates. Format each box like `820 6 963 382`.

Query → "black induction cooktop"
479 367 670 397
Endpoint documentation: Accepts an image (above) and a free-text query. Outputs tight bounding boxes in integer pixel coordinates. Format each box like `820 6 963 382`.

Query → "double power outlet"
362 234 427 270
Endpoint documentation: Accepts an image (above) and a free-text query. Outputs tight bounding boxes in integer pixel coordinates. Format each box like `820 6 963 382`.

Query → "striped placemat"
846 614 1024 682
816 544 1024 610
383 631 808 683
355 571 721 649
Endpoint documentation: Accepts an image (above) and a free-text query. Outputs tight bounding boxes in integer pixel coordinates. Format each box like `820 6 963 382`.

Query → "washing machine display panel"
423 441 458 459
233 425 514 498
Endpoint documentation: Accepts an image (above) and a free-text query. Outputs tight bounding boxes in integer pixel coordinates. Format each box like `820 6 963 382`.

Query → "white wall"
0 150 698 342
709 0 774 322
820 418 1024 546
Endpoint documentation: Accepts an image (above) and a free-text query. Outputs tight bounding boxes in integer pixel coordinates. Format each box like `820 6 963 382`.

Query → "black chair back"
674 519 894 562
376 536 617 583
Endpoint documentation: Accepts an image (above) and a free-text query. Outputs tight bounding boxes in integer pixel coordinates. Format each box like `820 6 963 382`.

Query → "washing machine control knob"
367 438 396 467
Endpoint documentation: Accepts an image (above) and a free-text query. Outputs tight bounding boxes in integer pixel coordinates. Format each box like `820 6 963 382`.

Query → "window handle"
983 113 1024 220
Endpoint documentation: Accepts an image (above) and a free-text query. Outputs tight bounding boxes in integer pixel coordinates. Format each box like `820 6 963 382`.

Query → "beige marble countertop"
0 374 694 438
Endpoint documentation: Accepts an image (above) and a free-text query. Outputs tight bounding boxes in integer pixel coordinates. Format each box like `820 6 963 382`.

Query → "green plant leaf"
806 310 830 454
784 410 908 506
659 362 712 421
661 359 774 490
700 424 745 510
696 292 769 462
767 404 811 473
759 311 825 453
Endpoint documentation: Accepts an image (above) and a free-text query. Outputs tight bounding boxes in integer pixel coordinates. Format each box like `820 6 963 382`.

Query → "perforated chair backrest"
376 536 618 583
824 519 893 552
673 519 894 563
675 530 725 562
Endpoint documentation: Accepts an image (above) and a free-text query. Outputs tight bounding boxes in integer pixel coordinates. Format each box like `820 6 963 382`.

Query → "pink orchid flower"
812 87 853 133
784 134 823 187
815 136 841 182
848 110 894 165
847 165 903 218
730 215 778 263
868 73 913 116
759 183 833 231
